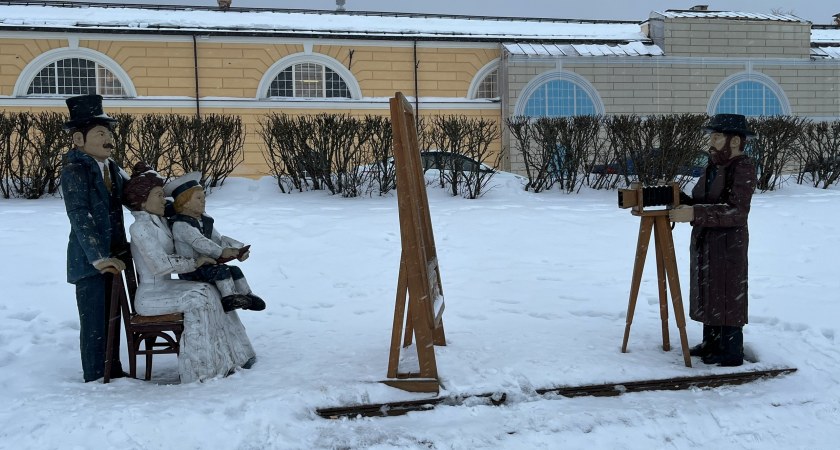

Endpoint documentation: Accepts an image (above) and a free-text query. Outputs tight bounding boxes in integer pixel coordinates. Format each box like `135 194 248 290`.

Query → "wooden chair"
104 252 184 383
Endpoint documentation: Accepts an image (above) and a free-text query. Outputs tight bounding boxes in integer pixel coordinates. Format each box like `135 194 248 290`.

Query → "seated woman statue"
124 162 256 382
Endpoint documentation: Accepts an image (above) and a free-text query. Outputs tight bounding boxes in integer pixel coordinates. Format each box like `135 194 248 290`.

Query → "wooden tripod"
621 209 692 368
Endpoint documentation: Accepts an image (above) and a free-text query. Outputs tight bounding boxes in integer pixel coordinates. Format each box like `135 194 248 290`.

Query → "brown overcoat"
687 155 756 327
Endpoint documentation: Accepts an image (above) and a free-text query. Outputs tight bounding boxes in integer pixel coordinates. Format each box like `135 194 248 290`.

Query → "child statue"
164 172 266 313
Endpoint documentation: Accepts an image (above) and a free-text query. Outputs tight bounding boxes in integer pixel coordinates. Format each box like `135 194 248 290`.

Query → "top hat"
701 114 757 140
163 171 203 200
62 94 118 132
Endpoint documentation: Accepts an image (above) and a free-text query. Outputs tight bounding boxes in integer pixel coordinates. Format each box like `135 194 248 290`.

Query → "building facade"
1 2 838 176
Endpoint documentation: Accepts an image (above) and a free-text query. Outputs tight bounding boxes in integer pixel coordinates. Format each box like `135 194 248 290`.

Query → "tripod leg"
655 216 692 368
622 216 655 353
653 220 671 352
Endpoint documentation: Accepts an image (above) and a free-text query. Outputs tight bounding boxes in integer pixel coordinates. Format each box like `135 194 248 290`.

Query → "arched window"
715 81 782 116
708 72 790 116
28 58 125 97
524 79 596 116
515 70 604 117
268 63 351 98
475 69 498 99
468 59 500 100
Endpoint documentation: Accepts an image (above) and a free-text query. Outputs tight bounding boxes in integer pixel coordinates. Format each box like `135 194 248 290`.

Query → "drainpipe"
414 40 419 130
193 34 201 116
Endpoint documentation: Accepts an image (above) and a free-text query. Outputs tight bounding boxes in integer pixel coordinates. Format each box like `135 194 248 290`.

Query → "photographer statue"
669 114 757 367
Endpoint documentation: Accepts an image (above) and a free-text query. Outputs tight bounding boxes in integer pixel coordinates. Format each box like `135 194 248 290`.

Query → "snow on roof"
811 47 840 59
505 42 663 58
0 2 649 42
811 27 840 44
650 10 809 23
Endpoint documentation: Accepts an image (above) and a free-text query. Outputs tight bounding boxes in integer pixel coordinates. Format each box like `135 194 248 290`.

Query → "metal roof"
811 27 840 44
505 42 663 58
0 1 649 43
651 10 809 23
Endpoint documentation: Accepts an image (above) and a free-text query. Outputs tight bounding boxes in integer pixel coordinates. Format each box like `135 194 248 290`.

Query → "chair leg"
145 337 154 381
129 334 139 379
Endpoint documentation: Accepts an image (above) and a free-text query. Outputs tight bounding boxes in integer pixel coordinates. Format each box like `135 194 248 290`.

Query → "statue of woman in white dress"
124 163 256 383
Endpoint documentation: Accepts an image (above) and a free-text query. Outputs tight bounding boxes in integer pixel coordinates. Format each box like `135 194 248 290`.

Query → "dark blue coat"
61 150 127 284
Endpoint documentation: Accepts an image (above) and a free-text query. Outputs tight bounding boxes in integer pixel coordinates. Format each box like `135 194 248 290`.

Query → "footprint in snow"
8 310 40 322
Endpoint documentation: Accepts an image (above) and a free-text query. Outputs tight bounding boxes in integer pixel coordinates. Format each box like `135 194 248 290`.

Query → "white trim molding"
13 47 137 98
513 69 605 116
256 52 362 100
706 71 792 116
467 58 500 100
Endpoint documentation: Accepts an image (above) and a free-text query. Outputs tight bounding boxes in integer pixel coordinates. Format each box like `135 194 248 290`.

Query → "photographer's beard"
709 144 732 166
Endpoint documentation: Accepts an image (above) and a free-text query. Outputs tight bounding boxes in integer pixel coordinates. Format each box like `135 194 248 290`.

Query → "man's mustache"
102 143 115 149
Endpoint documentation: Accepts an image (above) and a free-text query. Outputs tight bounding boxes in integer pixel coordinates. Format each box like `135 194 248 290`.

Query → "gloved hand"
94 258 125 274
195 256 217 268
220 248 239 259
669 205 694 223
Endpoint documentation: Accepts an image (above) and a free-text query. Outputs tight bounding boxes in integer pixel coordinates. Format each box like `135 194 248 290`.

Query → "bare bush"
796 120 840 189
553 115 601 193
361 115 395 196
0 112 14 198
169 114 244 191
9 112 70 199
458 117 501 199
746 116 808 192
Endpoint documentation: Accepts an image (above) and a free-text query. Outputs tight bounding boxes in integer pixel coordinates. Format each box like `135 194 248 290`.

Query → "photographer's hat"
164 171 202 200
63 94 118 132
702 114 757 140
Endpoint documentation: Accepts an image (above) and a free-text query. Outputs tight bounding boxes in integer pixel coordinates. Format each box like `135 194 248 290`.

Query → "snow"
0 4 649 41
1 174 839 448
812 28 840 44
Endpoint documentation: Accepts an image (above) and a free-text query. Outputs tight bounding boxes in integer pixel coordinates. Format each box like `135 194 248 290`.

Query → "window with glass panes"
476 69 498 99
524 79 596 117
27 58 125 96
714 80 783 116
267 63 351 98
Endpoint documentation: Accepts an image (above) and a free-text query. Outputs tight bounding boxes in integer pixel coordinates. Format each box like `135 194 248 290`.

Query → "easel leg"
411 300 439 379
653 221 671 352
622 216 655 353
432 318 446 346
655 216 692 368
387 259 409 378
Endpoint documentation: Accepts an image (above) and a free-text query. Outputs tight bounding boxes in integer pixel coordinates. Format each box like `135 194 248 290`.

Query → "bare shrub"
554 115 601 193
169 114 244 191
458 117 501 199
10 112 70 199
0 112 14 198
746 116 808 192
361 115 395 196
796 120 840 189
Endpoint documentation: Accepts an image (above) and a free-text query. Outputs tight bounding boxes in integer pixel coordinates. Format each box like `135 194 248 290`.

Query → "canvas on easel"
382 92 446 394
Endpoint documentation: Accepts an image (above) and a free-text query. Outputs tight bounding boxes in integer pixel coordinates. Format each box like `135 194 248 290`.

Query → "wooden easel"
383 92 447 394
620 182 692 368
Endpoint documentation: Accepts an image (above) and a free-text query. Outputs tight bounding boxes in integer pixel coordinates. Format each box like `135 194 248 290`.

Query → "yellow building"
0 1 653 176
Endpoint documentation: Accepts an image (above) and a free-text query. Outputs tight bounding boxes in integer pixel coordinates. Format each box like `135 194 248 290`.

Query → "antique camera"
618 182 680 213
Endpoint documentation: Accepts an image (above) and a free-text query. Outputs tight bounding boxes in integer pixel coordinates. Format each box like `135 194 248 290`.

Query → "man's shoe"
689 342 711 357
221 294 252 312
110 369 130 379
701 353 724 365
242 356 257 370
244 294 266 311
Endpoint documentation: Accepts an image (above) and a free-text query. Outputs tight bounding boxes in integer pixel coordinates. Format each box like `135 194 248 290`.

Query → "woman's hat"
62 94 118 132
701 114 757 140
164 172 203 200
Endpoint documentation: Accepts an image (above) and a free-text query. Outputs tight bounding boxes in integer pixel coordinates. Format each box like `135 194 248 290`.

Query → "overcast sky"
97 1 838 24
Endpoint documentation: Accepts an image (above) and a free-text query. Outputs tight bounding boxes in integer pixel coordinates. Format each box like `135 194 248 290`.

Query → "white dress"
129 210 256 383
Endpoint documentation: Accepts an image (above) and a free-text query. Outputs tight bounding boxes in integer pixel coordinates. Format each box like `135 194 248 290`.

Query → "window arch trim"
257 53 362 100
514 70 605 116
707 71 791 116
14 47 136 97
468 58 500 100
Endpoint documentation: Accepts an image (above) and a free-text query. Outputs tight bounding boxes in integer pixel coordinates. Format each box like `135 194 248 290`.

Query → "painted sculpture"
670 113 757 367
60 94 129 382
164 173 266 313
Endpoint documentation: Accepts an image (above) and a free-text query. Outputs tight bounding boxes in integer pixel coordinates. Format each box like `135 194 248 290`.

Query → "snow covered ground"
1 174 838 449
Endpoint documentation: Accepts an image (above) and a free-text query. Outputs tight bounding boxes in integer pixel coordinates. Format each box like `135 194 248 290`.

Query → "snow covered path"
0 176 838 449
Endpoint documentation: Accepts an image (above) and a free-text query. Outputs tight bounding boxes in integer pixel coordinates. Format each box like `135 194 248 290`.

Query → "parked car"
591 150 706 177
366 150 497 174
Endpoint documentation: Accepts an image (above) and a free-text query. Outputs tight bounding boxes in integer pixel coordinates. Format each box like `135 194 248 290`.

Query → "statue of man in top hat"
60 94 129 382
669 113 757 367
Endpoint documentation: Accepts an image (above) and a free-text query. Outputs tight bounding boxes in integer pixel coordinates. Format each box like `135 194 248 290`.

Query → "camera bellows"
642 185 674 207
